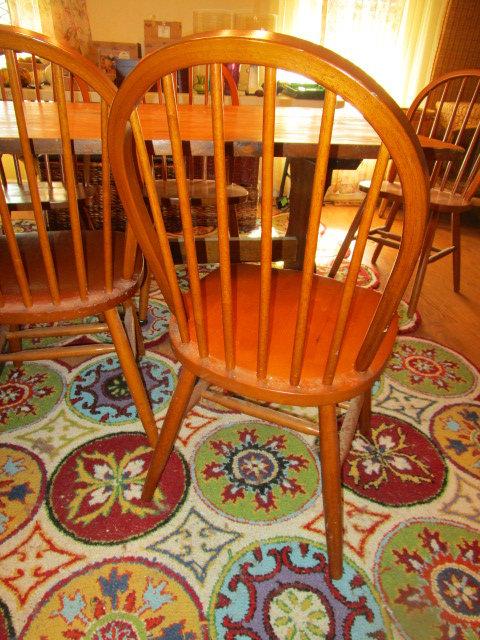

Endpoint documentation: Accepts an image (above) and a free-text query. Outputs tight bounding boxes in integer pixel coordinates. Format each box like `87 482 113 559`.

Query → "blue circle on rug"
209 537 390 639
66 353 177 424
138 298 170 345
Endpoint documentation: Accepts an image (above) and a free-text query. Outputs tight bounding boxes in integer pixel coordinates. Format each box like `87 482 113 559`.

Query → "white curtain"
280 0 448 197
282 0 448 105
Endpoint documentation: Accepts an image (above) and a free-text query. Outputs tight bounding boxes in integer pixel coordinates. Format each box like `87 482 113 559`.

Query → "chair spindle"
6 49 60 304
290 89 337 386
163 70 207 356
52 62 88 300
257 65 276 380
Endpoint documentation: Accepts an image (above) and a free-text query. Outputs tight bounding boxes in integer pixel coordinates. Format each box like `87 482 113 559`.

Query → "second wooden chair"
330 69 480 316
0 25 159 449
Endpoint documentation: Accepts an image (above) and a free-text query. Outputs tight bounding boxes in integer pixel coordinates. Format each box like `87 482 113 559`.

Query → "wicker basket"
41 155 259 233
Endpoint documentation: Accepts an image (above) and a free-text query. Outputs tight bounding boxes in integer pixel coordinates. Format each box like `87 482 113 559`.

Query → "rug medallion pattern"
0 254 479 638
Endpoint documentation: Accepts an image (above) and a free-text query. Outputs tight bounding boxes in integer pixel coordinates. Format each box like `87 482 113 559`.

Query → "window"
0 0 11 25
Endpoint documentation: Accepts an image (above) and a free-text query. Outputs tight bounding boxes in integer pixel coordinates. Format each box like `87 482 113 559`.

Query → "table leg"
284 158 315 270
284 157 360 270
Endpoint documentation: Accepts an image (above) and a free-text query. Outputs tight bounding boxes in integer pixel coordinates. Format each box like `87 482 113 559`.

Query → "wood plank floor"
320 204 480 367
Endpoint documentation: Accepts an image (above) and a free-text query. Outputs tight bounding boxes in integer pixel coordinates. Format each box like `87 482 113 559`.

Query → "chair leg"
358 388 372 439
407 209 439 316
451 212 461 292
227 202 239 237
138 269 152 324
328 199 365 278
104 307 158 447
371 200 400 264
376 197 389 219
8 325 21 353
123 298 146 358
78 200 95 230
318 404 343 579
142 367 197 501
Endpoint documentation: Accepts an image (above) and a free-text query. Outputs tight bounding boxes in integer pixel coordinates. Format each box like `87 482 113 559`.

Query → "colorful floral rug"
1 240 479 639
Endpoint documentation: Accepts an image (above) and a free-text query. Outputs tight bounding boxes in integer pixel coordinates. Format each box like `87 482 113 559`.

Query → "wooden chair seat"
0 230 141 322
360 179 474 213
3 180 95 210
155 178 248 206
172 264 397 405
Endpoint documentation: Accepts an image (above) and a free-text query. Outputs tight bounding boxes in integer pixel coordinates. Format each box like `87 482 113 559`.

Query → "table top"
0 101 463 161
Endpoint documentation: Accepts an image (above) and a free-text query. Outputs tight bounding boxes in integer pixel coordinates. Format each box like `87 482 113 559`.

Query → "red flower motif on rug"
342 414 446 506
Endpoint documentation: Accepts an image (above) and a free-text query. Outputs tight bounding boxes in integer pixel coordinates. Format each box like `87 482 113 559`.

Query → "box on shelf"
144 20 182 55
91 41 141 82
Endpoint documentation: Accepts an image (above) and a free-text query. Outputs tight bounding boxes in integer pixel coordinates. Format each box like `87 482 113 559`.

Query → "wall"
85 0 258 49
431 0 480 79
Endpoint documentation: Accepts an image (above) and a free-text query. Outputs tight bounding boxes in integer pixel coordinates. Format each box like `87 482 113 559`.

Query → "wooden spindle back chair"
0 25 159 448
0 46 96 227
332 69 480 316
108 30 429 578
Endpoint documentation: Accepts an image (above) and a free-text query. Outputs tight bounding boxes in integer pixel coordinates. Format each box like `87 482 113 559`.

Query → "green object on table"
282 83 325 99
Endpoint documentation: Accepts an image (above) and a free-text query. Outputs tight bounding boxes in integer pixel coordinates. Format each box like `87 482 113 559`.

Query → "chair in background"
137 63 249 322
108 30 429 578
0 52 96 229
330 69 480 316
0 25 159 449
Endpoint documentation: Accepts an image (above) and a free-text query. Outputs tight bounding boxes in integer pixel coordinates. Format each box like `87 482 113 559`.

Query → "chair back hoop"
0 25 122 319
395 69 480 199
108 30 429 384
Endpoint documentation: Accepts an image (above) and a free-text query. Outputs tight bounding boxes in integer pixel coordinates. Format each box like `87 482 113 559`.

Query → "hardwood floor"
320 204 480 367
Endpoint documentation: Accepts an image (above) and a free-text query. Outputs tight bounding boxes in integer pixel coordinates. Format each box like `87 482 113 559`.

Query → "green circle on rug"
193 421 320 522
66 352 177 424
47 432 189 544
0 444 47 544
384 337 477 397
397 300 421 335
22 316 99 349
375 518 480 640
209 537 390 639
0 598 15 640
0 363 64 431
176 263 218 292
430 402 480 480
19 557 207 639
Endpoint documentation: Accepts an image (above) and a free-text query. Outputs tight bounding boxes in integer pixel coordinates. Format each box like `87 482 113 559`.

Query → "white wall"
86 0 258 49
